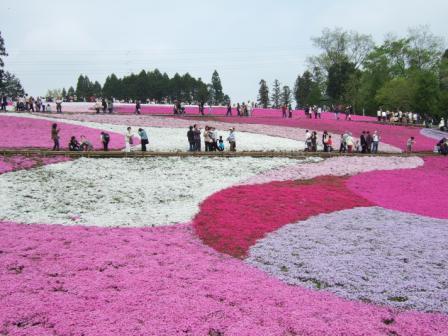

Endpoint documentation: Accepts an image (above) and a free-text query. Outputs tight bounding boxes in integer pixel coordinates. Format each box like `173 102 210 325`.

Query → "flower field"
0 110 447 335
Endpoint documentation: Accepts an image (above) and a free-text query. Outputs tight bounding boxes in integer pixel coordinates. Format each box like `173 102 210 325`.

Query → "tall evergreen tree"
271 79 281 108
67 86 75 97
0 71 25 96
294 71 313 107
0 31 8 83
281 85 292 106
211 70 224 104
257 79 270 108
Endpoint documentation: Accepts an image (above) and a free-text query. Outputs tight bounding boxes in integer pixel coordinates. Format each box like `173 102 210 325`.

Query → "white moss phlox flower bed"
0 157 307 227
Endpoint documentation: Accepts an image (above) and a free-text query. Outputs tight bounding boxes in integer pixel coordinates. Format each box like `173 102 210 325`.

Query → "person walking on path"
51 123 60 151
193 124 201 151
360 131 367 153
406 137 415 153
346 133 354 153
55 97 63 113
226 103 232 116
187 126 195 151
282 105 287 118
365 131 373 153
101 132 110 151
125 127 134 152
227 127 236 152
372 131 380 154
135 100 141 115
108 98 114 114
95 100 101 114
138 128 149 152
102 98 108 113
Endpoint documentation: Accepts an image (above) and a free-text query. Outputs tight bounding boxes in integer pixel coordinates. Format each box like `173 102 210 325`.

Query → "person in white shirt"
372 131 380 154
125 127 133 152
227 128 236 152
381 110 387 122
317 107 322 119
377 109 382 122
305 130 312 151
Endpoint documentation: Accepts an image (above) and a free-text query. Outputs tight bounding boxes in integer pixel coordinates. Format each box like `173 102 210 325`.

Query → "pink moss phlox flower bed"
1 221 447 336
29 103 375 120
193 176 372 258
0 115 124 150
242 156 423 185
0 155 71 174
200 115 433 151
347 157 448 219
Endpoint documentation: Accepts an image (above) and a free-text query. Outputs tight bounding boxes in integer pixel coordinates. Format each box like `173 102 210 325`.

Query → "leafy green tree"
439 50 448 126
257 79 270 108
375 77 415 111
271 79 281 108
308 27 374 74
46 88 63 99
407 25 445 71
412 70 440 118
326 60 356 103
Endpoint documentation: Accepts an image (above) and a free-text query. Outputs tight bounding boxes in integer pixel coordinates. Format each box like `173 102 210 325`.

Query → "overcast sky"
2 0 447 101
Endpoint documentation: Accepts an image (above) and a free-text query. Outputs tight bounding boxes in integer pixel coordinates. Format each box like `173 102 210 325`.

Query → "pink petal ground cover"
192 115 433 151
347 157 448 219
242 156 423 185
0 155 71 174
1 221 447 336
0 115 124 150
247 207 448 313
29 103 375 120
193 176 372 258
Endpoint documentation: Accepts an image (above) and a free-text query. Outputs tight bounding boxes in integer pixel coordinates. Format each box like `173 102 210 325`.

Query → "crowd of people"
376 109 421 125
47 123 444 155
304 129 380 154
2 95 58 113
186 125 235 152
51 123 110 152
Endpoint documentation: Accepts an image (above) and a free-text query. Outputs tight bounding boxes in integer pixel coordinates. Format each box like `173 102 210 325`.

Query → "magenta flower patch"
0 155 71 174
0 115 124 150
347 157 448 219
194 176 372 258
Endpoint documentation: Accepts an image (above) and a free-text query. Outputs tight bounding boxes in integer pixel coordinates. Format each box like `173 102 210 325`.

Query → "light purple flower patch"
247 207 448 313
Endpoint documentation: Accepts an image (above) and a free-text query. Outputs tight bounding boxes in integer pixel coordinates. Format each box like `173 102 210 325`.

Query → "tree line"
59 69 229 105
257 26 448 121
